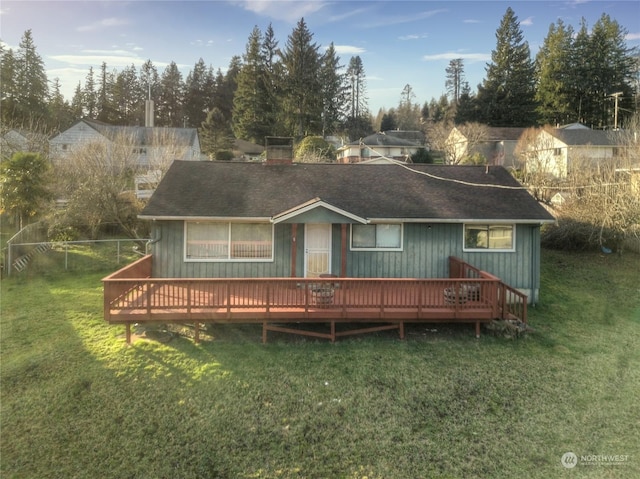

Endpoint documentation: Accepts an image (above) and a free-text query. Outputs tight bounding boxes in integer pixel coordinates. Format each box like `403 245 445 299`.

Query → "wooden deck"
103 256 527 343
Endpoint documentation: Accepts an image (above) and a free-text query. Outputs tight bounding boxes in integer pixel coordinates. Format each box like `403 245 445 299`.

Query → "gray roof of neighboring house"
73 119 199 146
350 132 421 147
140 161 554 223
485 127 526 142
548 128 618 146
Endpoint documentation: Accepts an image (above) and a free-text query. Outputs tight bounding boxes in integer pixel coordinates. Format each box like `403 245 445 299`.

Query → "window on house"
351 224 402 250
185 222 273 261
553 148 562 156
464 224 514 251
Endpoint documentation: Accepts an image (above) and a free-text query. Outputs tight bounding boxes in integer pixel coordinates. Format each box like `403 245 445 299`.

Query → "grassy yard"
1 248 639 478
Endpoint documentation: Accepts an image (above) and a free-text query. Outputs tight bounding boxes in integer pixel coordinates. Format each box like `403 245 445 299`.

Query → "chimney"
145 100 155 128
264 136 294 165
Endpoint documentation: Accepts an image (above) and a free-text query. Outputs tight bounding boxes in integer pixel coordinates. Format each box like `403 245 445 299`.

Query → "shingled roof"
140 161 555 223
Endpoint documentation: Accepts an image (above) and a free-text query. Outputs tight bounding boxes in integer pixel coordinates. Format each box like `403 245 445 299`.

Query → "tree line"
1 8 638 153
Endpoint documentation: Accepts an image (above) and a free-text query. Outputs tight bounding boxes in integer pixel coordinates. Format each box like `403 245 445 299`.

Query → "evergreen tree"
184 58 211 128
568 14 636 128
0 152 52 229
535 20 574 125
380 110 398 131
445 59 465 103
320 43 347 136
83 66 98 119
113 65 140 125
200 107 234 159
13 29 49 125
454 82 478 124
280 18 323 137
396 84 421 130
344 56 370 140
475 7 538 126
0 44 18 123
261 24 285 137
70 82 84 120
48 78 74 130
157 61 184 127
96 62 118 123
214 56 240 127
346 56 368 119
233 26 272 143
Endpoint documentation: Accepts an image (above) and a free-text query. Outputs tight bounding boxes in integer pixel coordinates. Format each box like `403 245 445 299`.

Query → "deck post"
126 323 132 345
475 321 480 338
291 224 297 277
262 322 268 344
399 321 405 340
330 321 336 342
341 224 347 277
194 322 200 344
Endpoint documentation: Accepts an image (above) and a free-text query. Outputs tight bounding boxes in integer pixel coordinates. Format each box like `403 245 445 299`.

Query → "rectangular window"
351 224 402 250
554 148 562 156
464 224 514 251
185 222 273 261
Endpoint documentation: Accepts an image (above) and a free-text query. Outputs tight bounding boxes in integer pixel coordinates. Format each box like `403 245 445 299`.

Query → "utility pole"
610 92 623 129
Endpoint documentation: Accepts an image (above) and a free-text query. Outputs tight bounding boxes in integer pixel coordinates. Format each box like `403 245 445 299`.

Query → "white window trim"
350 223 404 252
184 221 275 262
462 223 516 253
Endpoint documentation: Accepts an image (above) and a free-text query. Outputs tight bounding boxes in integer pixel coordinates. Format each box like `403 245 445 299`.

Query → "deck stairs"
12 242 53 272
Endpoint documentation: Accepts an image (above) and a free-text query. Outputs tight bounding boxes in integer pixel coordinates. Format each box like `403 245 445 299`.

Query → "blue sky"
1 0 639 114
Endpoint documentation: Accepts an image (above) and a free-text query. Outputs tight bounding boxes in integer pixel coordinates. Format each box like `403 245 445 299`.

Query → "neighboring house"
49 118 201 168
526 127 620 178
383 130 426 146
233 138 264 161
446 126 525 168
1 129 49 159
336 132 421 163
138 161 553 301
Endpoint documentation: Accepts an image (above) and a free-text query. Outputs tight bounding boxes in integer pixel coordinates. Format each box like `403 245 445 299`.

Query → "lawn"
1 248 639 478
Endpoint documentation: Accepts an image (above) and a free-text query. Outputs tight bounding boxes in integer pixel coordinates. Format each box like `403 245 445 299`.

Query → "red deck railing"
103 255 528 342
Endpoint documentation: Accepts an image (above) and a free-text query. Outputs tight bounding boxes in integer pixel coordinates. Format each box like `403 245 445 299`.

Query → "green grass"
1 249 639 478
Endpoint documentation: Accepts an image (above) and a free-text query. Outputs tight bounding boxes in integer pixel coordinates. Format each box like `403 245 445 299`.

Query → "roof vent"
264 136 294 165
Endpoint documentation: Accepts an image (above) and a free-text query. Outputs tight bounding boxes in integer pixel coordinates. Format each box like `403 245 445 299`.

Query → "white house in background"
232 138 264 161
336 132 421 163
446 126 525 168
49 118 201 168
526 126 620 178
1 129 49 159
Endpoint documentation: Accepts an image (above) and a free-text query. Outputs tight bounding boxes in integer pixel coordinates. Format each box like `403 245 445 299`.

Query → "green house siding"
150 221 542 301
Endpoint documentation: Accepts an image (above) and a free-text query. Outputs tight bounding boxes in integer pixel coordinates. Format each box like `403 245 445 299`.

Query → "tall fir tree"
233 26 273 143
113 65 140 125
13 29 49 125
535 20 574 125
279 18 323 137
184 58 212 128
569 14 636 128
157 62 185 127
319 43 347 136
344 56 371 140
475 7 538 126
445 59 465 104
0 44 18 124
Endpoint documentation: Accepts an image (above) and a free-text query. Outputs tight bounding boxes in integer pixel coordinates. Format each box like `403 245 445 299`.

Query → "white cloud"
76 17 130 33
234 0 328 23
362 9 447 28
333 45 366 55
521 16 534 26
626 32 640 41
422 52 490 62
463 19 481 24
399 33 429 41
